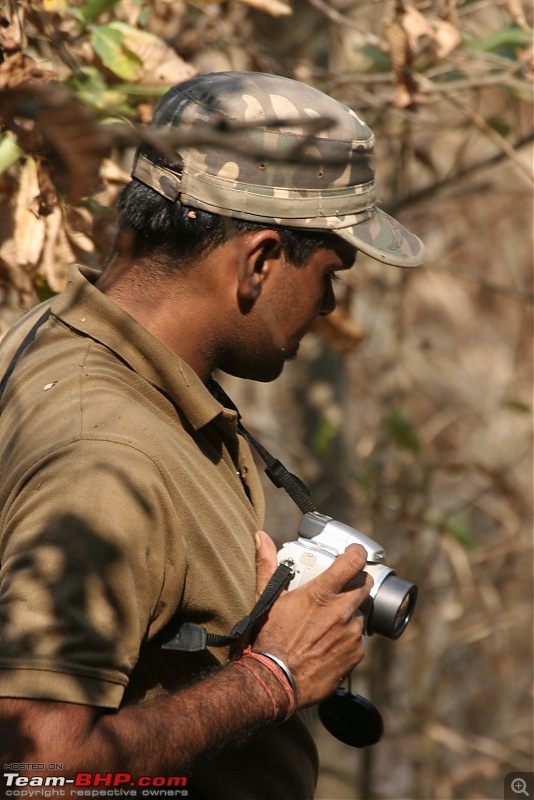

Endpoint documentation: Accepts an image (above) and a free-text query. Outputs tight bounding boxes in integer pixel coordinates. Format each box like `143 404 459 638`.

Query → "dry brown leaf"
197 0 291 12
383 2 422 108
0 2 25 56
136 102 157 125
0 81 110 203
14 157 46 270
39 206 66 293
0 53 54 93
47 220 76 293
0 234 36 308
233 0 292 15
394 82 416 108
506 0 531 33
146 0 186 40
431 19 462 60
402 2 430 51
115 25 197 86
42 0 67 9
63 205 97 263
383 15 409 78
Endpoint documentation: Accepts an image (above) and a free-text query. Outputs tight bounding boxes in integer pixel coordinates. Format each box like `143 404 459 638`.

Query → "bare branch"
0 80 345 203
445 94 534 183
305 0 382 45
105 113 340 163
417 71 533 99
385 133 534 215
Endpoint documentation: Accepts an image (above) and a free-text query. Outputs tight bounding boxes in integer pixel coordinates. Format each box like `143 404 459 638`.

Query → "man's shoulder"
0 323 191 485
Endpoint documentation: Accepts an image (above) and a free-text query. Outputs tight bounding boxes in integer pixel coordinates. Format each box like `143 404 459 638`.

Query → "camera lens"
368 575 418 640
392 589 416 636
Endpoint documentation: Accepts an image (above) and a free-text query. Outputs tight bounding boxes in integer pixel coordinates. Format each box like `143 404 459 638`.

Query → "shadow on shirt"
0 513 129 706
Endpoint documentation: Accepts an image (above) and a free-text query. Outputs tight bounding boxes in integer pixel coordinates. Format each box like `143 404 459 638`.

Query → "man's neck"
96 258 223 382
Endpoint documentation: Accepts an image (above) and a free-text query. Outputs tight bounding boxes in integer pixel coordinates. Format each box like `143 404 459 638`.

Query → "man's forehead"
323 236 358 269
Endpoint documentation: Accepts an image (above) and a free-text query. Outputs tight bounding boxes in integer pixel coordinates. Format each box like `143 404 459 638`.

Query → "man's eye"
327 271 341 282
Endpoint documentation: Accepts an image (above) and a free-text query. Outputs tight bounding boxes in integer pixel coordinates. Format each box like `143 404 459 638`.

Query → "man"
0 72 424 799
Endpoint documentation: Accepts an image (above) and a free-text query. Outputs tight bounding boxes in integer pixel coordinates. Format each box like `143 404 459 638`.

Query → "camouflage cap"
132 71 425 268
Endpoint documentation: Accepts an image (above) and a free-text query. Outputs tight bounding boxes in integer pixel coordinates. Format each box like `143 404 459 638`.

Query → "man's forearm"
1 659 287 790
96 659 286 773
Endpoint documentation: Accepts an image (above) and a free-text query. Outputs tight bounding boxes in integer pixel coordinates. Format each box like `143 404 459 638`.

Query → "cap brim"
336 207 425 268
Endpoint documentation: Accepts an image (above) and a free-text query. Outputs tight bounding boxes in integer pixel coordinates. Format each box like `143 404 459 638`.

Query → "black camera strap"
207 378 316 515
160 560 294 652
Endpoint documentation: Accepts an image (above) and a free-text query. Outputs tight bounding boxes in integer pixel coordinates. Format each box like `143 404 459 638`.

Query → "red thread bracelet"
236 646 297 720
234 659 279 719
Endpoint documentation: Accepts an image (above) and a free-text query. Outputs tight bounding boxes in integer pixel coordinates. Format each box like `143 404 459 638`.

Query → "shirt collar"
50 265 229 431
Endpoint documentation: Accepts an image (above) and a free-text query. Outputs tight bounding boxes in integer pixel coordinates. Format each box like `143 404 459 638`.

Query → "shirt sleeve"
0 438 185 708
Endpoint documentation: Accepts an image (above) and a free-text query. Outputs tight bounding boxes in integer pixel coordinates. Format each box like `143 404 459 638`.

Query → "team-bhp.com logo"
3 768 188 797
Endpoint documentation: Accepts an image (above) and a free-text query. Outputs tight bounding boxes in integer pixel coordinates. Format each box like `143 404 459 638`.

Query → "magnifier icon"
512 778 529 797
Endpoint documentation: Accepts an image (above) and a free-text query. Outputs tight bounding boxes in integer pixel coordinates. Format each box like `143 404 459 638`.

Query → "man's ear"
236 230 282 305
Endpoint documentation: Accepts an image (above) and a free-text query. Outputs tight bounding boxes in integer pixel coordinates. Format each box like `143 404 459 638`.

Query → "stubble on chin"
282 342 300 363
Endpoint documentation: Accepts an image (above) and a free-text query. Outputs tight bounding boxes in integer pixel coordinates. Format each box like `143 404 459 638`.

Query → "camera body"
278 511 417 640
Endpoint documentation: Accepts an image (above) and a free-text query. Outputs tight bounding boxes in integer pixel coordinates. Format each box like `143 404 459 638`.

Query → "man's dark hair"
116 149 344 272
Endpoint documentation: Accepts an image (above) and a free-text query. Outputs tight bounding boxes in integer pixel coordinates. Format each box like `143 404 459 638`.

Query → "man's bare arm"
0 540 371 784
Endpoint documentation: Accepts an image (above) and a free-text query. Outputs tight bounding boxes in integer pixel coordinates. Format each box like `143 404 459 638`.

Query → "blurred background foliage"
0 0 532 798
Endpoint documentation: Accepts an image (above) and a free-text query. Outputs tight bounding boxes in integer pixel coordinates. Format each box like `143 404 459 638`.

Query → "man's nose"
319 281 336 316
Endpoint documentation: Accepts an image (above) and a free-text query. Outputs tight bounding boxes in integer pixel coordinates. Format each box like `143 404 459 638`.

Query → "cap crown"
134 72 375 225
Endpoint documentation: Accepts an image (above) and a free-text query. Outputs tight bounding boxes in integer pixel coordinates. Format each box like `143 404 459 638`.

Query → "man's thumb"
254 530 278 600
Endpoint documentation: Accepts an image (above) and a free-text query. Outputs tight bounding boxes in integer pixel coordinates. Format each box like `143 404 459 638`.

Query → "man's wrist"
232 647 298 721
250 649 299 714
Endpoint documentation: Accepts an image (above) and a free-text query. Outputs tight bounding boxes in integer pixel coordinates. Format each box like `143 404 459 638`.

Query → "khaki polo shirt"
0 266 318 800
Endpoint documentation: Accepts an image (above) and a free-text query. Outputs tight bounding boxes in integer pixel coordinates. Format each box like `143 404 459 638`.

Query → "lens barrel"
367 575 418 640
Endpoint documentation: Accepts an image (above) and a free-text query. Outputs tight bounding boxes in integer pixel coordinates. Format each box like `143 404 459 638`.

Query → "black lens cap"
318 690 384 748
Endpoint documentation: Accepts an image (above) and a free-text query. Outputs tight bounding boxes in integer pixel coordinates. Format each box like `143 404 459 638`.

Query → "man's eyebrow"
339 249 358 270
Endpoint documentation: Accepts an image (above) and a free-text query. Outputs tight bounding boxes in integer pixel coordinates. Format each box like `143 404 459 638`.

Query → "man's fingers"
310 543 369 596
254 530 278 599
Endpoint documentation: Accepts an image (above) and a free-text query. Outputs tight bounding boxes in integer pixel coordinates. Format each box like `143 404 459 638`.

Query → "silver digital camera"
278 511 418 640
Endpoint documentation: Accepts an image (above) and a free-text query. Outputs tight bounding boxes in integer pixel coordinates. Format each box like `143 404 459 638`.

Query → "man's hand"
254 529 279 598
253 530 372 708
